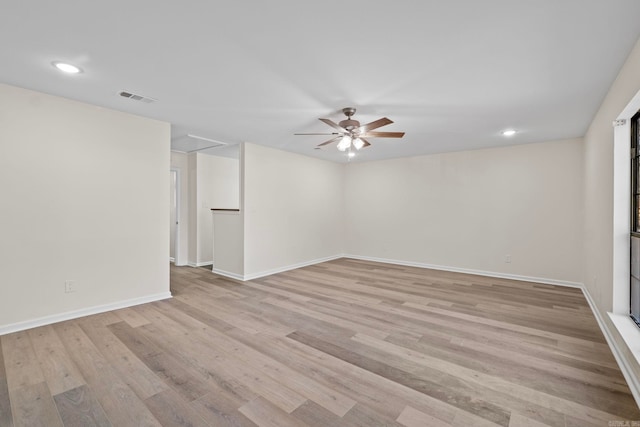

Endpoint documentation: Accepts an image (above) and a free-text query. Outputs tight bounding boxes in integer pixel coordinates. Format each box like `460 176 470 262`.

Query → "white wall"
199 153 240 209
584 37 640 310
243 143 344 278
212 212 244 278
170 170 177 259
196 153 240 264
188 153 198 264
0 84 170 332
584 38 640 382
344 139 584 284
170 152 189 266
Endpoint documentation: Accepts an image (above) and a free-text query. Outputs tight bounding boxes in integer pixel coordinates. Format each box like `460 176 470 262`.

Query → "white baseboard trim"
0 292 172 336
188 261 213 268
242 254 344 281
211 253 583 287
211 268 245 281
211 254 344 281
342 254 583 288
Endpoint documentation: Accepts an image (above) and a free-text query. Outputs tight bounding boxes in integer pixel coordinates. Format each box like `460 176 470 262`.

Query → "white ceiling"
2 1 640 163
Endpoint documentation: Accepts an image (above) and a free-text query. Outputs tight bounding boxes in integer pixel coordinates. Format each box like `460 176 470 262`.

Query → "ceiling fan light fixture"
353 138 364 150
296 107 404 152
502 129 517 137
337 135 352 151
348 151 356 158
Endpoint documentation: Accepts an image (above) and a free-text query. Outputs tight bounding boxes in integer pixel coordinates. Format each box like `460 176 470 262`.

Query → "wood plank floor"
1 258 639 426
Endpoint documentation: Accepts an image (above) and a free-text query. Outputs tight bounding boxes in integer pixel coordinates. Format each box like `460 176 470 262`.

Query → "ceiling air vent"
118 91 156 103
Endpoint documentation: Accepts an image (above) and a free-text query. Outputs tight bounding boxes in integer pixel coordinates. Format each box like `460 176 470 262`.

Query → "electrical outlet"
505 255 511 263
65 280 76 293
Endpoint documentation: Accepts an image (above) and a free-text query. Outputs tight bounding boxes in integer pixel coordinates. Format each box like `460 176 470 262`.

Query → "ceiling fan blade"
317 136 341 147
361 131 405 138
359 117 393 132
294 132 340 135
360 138 372 148
319 118 348 132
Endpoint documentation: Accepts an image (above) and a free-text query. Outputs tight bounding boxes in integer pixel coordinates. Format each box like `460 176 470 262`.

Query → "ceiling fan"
295 107 405 152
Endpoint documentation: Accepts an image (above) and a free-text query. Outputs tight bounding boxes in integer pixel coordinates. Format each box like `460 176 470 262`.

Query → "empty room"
3 1 640 426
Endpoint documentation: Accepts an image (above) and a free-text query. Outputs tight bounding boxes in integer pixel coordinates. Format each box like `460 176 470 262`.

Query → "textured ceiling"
2 1 640 162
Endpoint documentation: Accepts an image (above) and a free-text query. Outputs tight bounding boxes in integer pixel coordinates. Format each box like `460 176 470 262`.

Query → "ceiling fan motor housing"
339 119 360 130
294 106 403 150
339 107 360 131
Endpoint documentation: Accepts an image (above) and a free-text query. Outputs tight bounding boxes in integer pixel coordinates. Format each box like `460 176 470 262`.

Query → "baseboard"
212 254 344 281
342 254 583 288
242 254 344 281
0 292 172 336
211 268 245 281
214 253 583 287
188 261 213 268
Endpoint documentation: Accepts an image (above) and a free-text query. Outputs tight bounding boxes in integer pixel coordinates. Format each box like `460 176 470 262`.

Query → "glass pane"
631 157 640 194
636 160 640 194
636 195 640 232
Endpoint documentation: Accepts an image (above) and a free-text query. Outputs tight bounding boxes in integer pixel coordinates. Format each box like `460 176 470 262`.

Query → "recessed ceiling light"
502 129 517 137
52 62 82 74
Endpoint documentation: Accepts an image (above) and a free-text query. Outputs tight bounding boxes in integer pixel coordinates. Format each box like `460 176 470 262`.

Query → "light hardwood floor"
1 258 639 426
